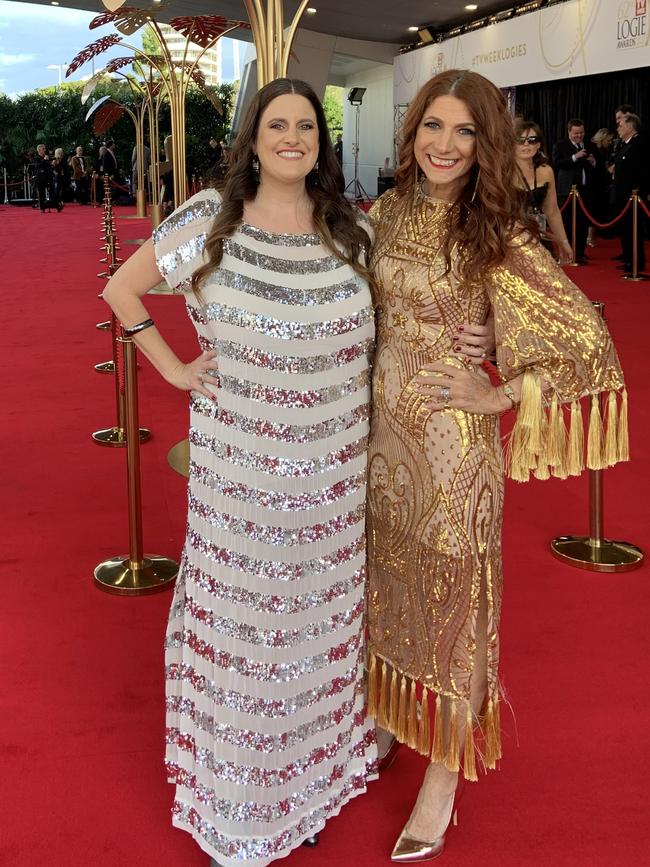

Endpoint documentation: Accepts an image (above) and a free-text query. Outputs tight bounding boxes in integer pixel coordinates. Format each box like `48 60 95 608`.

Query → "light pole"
46 63 67 88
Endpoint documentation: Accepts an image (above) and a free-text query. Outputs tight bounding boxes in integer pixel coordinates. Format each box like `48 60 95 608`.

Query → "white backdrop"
394 0 650 103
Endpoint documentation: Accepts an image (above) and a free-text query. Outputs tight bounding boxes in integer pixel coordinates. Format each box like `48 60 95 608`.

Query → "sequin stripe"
216 369 370 409
166 715 372 788
223 239 344 274
166 657 361 717
238 222 321 246
191 396 371 443
183 562 366 615
186 528 365 581
153 194 220 243
204 266 363 306
169 768 372 853
189 462 366 511
166 627 362 682
156 234 207 280
188 494 365 547
166 692 359 754
188 301 374 339
174 593 364 649
189 428 368 478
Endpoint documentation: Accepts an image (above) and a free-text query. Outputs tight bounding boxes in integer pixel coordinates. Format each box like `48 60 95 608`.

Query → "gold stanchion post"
550 302 643 572
567 185 578 267
95 333 178 594
623 191 648 282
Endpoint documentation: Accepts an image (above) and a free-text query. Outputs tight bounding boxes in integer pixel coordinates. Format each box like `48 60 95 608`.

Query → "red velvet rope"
577 195 632 229
4 178 26 188
559 195 572 213
108 177 131 194
638 197 650 220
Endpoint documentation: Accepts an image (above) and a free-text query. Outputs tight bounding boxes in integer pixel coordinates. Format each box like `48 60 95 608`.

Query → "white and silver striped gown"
153 190 377 866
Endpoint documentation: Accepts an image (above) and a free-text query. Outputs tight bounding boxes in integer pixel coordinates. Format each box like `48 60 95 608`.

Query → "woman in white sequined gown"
103 79 377 866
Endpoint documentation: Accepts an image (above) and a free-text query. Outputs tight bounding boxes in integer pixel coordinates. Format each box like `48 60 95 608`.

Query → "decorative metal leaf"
188 66 206 88
81 69 107 105
93 101 126 136
66 34 123 77
204 89 223 116
101 0 128 11
105 56 136 74
90 7 151 36
84 95 125 135
168 16 245 49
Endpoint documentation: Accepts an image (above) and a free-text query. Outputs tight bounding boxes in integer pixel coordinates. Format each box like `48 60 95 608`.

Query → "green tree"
323 85 343 140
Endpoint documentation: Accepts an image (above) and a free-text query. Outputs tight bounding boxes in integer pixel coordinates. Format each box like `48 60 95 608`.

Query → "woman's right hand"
165 349 219 400
558 239 573 264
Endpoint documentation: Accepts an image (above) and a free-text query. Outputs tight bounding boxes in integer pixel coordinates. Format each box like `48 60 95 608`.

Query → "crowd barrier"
91 177 177 594
560 185 647 280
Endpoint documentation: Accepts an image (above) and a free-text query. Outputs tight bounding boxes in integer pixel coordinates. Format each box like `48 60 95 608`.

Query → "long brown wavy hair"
394 69 534 281
192 78 372 293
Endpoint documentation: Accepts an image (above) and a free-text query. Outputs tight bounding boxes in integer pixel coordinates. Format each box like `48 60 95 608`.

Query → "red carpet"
1 202 648 867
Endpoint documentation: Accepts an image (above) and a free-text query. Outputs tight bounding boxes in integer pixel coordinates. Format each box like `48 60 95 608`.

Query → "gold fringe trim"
618 389 629 462
367 650 378 718
431 693 445 764
388 667 399 732
368 651 503 781
406 679 419 750
484 695 502 769
463 705 478 782
604 390 618 467
377 659 389 729
396 674 408 743
587 394 604 470
506 374 629 482
418 687 431 757
444 700 460 773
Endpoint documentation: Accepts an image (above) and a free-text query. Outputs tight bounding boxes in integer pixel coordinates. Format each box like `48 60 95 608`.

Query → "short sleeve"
152 188 221 294
489 239 628 481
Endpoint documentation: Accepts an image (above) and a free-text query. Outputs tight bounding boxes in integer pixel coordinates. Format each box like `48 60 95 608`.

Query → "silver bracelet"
124 318 154 336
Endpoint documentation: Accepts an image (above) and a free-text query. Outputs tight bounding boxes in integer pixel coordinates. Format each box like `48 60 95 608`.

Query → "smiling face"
254 93 319 187
414 95 476 200
568 125 584 145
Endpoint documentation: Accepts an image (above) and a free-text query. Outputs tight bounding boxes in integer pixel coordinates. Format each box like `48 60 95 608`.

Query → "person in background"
611 112 647 275
131 143 151 196
52 147 70 208
70 145 91 204
101 139 118 178
334 133 343 166
588 128 615 246
513 119 572 263
552 118 597 263
32 143 55 213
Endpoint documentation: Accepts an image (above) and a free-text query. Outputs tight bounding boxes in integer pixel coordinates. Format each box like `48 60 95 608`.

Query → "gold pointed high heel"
390 791 458 863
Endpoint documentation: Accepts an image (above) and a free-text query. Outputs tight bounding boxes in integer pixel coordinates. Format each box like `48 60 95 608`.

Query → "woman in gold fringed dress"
365 70 628 862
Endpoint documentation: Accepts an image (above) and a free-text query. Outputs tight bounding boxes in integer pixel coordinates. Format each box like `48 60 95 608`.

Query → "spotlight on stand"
344 88 370 202
347 87 366 106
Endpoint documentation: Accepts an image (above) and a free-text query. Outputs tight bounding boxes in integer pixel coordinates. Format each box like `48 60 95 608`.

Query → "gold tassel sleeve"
490 239 628 482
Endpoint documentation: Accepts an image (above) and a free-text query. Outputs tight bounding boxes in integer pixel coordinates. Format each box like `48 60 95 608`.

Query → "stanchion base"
167 438 190 477
95 360 115 374
94 555 178 595
92 426 151 446
96 320 111 330
550 535 644 572
622 274 650 281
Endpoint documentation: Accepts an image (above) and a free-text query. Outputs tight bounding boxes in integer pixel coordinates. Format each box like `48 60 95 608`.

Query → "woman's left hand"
452 318 495 366
412 362 508 414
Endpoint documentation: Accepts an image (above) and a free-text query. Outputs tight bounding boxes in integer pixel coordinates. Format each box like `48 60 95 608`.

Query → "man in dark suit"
612 113 648 274
101 139 118 178
552 119 597 262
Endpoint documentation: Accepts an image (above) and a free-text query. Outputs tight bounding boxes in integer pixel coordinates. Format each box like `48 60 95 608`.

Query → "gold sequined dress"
365 187 627 780
152 189 377 865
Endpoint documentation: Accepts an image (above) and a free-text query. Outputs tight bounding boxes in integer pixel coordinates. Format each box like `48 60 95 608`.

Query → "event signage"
394 0 650 103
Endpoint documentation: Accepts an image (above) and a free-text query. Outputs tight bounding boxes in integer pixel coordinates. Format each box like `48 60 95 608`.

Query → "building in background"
157 23 241 85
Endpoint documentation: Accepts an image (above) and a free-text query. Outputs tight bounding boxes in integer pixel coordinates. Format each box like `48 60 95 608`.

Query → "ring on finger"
439 385 451 407
480 350 487 359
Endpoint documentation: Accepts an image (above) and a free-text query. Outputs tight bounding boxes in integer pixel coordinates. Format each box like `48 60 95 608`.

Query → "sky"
0 0 238 97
